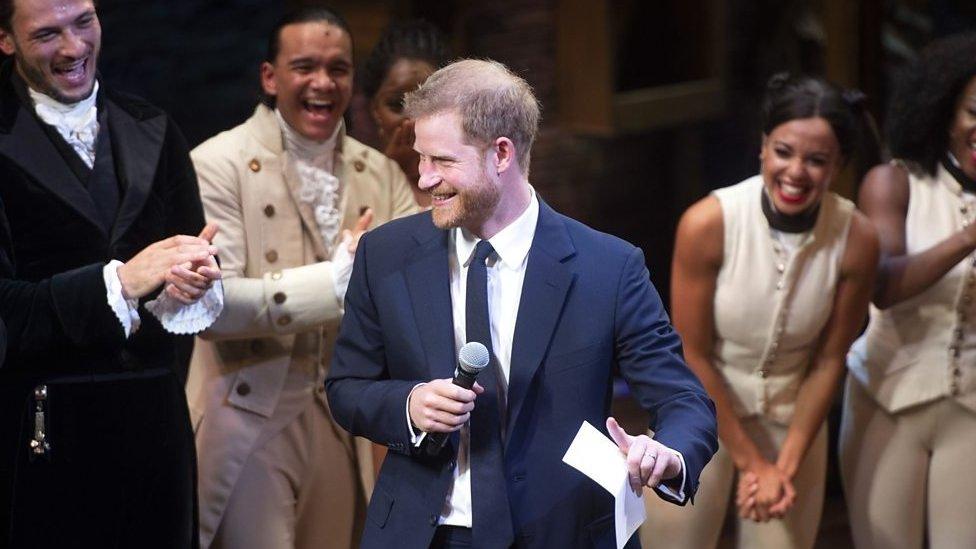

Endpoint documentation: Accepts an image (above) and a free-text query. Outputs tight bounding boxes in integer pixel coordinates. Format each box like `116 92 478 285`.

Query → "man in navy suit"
326 59 717 549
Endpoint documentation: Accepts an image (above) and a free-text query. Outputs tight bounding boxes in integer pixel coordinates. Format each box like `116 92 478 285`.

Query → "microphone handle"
424 368 482 456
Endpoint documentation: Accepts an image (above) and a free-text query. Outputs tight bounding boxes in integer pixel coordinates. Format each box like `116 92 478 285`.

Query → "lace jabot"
29 81 100 168
276 110 343 252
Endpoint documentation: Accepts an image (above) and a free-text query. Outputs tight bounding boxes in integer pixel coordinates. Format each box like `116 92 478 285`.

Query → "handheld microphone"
424 341 490 456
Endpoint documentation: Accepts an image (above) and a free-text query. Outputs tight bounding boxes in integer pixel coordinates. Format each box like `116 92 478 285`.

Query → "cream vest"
848 164 976 413
713 176 853 425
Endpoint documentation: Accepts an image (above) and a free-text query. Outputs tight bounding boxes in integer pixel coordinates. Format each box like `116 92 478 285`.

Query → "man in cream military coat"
185 7 417 549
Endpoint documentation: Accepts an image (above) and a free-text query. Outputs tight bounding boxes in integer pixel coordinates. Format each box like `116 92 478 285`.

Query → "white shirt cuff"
103 260 140 337
655 449 687 503
330 237 355 306
406 382 428 447
145 278 225 335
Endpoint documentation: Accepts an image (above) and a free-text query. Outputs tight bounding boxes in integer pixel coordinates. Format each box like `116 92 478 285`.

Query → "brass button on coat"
236 382 251 396
249 159 261 172
277 315 292 326
265 250 278 263
264 204 275 217
273 292 287 304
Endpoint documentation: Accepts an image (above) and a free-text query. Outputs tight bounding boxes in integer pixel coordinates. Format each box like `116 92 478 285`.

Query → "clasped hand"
117 223 222 304
735 460 796 522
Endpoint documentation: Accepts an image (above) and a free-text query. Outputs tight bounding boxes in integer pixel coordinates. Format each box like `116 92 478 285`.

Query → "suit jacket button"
264 204 275 217
428 514 438 526
353 159 366 172
265 250 278 263
236 382 251 396
273 291 287 304
277 315 292 326
249 158 261 172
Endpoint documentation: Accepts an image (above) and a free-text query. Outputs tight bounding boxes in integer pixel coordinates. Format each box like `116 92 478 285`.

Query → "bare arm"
861 164 976 308
672 196 767 471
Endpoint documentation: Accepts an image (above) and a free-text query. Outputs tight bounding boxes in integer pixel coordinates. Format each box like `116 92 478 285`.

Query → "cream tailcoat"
186 105 417 547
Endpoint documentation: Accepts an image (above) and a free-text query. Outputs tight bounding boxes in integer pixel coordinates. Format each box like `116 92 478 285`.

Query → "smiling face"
0 0 100 104
370 57 436 143
760 117 843 215
414 109 500 233
949 75 976 180
261 21 353 142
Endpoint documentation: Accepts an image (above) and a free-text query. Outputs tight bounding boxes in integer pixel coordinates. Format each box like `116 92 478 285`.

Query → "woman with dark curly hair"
360 19 449 206
642 74 879 549
841 31 976 548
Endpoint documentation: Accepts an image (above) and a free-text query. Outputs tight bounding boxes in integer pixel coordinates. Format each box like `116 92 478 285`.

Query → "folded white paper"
562 421 645 549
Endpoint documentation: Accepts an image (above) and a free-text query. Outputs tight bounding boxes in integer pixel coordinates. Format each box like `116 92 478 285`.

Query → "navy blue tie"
466 240 514 546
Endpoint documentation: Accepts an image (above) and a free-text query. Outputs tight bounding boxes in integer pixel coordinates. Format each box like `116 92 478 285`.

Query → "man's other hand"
607 416 683 495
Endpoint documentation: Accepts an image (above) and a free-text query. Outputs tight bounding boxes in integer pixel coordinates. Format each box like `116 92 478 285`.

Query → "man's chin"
44 81 96 104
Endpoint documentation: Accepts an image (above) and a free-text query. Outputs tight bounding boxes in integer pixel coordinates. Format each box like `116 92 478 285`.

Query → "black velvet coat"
0 62 202 548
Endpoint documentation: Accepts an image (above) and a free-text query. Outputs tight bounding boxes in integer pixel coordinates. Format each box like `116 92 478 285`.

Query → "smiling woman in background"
643 74 879 549
841 32 976 549
360 19 450 207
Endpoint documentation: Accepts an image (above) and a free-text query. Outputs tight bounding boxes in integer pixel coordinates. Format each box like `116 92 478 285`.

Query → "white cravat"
276 109 343 253
29 82 100 168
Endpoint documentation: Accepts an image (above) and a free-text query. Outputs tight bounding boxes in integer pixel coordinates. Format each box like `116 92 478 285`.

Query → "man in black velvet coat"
0 0 222 547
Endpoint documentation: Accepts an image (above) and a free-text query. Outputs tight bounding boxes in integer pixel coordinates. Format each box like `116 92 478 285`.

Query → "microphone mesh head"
458 341 490 374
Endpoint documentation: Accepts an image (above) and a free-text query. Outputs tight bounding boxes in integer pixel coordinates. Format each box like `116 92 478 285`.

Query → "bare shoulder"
858 163 910 214
677 195 722 238
843 210 881 275
674 195 723 266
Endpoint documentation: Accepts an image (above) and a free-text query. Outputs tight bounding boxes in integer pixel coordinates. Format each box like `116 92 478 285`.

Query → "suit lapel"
0 103 105 236
506 202 576 446
404 220 456 381
107 99 166 243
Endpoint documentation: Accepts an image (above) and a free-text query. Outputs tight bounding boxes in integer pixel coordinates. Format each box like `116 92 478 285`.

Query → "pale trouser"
211 399 366 549
840 376 976 549
642 417 827 549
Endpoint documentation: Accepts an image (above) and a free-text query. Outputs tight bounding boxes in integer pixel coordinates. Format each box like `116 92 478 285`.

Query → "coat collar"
0 61 167 243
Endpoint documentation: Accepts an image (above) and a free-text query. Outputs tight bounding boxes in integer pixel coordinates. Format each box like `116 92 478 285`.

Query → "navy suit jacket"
327 201 717 549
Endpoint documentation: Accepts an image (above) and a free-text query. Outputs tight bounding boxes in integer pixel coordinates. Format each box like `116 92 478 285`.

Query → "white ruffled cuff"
145 278 224 335
331 234 355 306
103 260 141 337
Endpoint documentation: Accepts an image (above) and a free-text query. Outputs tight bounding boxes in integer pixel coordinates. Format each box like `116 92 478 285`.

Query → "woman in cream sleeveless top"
643 75 879 549
841 33 976 549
